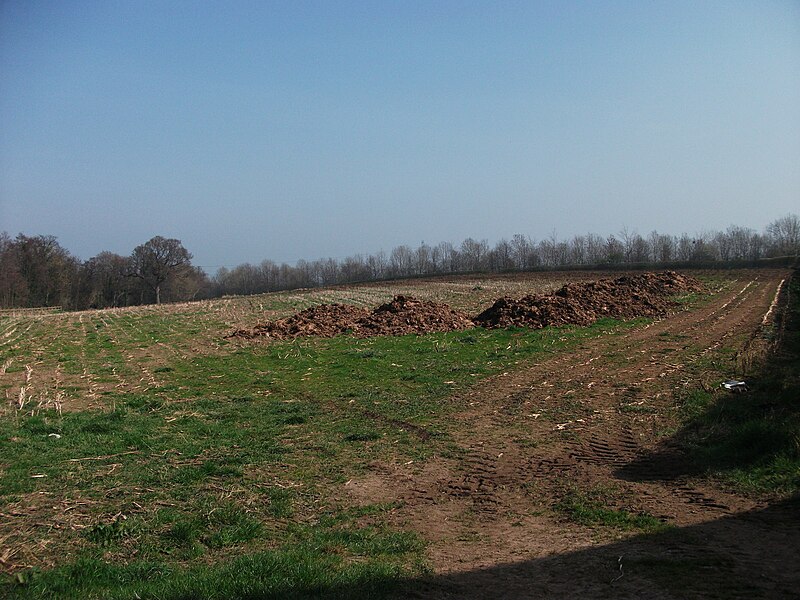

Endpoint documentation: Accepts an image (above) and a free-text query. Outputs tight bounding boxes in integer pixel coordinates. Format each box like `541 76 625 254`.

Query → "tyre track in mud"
348 270 794 594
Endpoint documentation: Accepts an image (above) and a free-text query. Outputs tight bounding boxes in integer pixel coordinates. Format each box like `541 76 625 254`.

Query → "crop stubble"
0 269 796 599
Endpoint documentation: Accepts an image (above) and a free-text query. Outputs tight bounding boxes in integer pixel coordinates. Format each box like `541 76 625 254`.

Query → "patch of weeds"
19 414 59 436
78 409 127 435
86 516 137 547
174 459 243 483
305 526 422 557
555 487 669 533
619 402 657 414
230 395 254 403
344 431 382 443
678 388 714 420
153 366 173 373
164 518 203 550
202 504 262 549
161 503 262 554
319 502 401 526
456 531 485 543
4 537 422 599
512 436 539 448
265 487 294 518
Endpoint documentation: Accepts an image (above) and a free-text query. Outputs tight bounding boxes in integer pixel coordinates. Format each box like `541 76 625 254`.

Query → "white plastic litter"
722 380 747 392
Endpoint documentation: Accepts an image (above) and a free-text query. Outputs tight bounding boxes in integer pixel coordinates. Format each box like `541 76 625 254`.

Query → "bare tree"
491 238 514 272
367 251 387 280
0 232 28 307
12 234 79 307
766 214 800 257
630 233 650 263
432 241 458 273
605 235 624 264
130 236 192 304
648 231 674 263
569 235 587 265
676 234 693 261
389 245 414 278
82 251 133 308
585 233 606 265
414 242 432 276
510 234 534 269
460 238 489 272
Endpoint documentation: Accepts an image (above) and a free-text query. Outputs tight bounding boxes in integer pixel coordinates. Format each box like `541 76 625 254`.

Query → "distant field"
1 269 797 599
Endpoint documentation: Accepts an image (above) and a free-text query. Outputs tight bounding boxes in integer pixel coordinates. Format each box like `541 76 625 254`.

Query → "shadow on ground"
391 276 800 599
618 274 799 489
392 496 800 599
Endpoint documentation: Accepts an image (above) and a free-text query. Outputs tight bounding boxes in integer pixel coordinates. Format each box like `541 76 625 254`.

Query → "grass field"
1 269 797 598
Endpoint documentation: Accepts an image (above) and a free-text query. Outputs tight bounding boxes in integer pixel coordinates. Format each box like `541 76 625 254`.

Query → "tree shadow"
387 276 800 598
616 276 799 489
389 496 800 599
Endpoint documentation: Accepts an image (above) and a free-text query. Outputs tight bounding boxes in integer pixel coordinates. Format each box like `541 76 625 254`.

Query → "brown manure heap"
230 295 474 340
475 271 702 329
230 271 702 340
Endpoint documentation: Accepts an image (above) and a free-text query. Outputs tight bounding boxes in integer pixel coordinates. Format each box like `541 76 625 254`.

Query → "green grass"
672 275 800 496
8 530 423 599
5 270 772 598
555 486 670 534
0 309 639 598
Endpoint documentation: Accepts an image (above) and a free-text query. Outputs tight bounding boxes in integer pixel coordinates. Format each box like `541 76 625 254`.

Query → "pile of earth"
229 271 703 340
474 271 703 329
230 295 475 340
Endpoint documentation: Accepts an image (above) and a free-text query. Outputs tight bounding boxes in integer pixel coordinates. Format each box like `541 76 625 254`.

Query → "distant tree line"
0 234 210 310
1 215 798 310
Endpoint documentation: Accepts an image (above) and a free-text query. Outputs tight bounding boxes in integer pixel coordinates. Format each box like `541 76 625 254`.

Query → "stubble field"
0 269 797 599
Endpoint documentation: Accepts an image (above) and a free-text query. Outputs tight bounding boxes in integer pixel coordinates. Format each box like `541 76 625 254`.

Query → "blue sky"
1 1 798 269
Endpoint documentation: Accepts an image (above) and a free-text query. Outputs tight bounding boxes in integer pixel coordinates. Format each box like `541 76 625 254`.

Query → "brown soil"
229 295 475 339
474 271 703 329
230 271 703 340
340 269 798 598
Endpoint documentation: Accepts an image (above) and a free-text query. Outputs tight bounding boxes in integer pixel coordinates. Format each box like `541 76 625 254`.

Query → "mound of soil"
360 295 475 336
230 295 474 340
473 271 702 329
229 271 703 340
232 303 370 339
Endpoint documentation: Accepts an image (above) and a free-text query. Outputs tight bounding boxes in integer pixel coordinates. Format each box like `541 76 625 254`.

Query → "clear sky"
1 1 798 269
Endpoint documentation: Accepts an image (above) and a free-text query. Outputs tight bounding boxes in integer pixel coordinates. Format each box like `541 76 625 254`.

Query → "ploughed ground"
339 270 796 599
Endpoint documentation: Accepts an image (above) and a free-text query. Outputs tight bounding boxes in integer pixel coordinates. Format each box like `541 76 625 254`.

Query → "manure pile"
230 271 702 340
231 295 473 340
473 270 703 329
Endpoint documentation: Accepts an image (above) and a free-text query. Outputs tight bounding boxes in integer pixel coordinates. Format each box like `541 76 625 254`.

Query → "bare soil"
341 269 798 598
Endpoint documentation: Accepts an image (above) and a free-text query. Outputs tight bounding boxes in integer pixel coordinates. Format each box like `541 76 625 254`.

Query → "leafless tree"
767 214 800 257
460 238 489 272
389 245 414 277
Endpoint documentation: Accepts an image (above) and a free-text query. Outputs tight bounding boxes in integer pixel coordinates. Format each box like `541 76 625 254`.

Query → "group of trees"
0 234 211 310
213 215 800 296
1 215 798 310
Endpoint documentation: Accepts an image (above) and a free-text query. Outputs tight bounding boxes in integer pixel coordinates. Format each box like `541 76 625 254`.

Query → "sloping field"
0 269 797 598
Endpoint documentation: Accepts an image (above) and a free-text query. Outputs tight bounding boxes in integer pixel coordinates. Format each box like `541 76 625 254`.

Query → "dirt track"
345 269 798 598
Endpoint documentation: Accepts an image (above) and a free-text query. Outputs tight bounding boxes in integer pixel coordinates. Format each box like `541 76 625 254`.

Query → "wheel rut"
344 270 795 596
